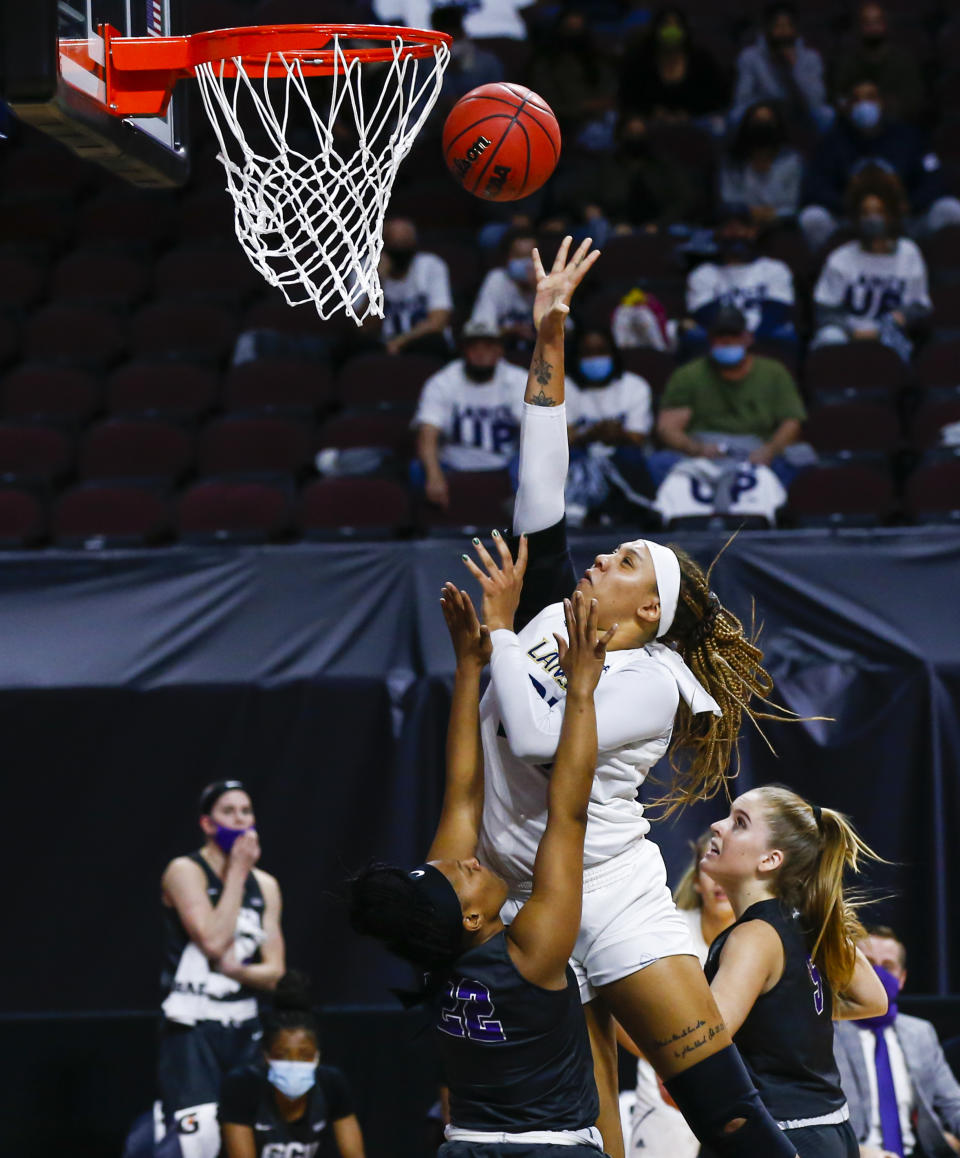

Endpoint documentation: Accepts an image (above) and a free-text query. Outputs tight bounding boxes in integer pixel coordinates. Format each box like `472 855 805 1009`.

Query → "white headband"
623 539 680 639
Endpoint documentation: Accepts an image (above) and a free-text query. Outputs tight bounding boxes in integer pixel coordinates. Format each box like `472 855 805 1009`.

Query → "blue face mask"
711 344 746 366
579 355 614 382
507 257 533 283
214 824 252 855
850 99 882 131
267 1058 318 1099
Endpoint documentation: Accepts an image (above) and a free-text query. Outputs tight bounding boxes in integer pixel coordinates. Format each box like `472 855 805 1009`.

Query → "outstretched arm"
514 237 600 537
426 585 492 863
507 593 616 989
833 947 889 1021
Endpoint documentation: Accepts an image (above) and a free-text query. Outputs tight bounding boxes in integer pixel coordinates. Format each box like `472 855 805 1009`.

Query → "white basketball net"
193 33 450 323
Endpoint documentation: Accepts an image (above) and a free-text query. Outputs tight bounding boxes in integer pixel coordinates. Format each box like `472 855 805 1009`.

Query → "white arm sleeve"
489 629 679 763
512 402 569 535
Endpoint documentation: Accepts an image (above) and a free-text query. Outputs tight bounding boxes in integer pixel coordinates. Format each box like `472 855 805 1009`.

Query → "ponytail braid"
654 543 806 814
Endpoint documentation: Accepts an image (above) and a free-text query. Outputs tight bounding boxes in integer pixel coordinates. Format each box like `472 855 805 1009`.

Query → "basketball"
442 83 561 202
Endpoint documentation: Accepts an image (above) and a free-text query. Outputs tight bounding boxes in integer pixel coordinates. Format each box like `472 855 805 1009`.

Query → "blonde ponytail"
756 785 883 994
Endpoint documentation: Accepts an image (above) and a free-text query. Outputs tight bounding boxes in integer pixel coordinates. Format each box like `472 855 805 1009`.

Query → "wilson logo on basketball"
484 164 511 198
453 134 492 177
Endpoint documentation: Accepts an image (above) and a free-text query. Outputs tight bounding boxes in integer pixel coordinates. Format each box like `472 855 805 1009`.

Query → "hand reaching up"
532 235 601 332
553 591 617 698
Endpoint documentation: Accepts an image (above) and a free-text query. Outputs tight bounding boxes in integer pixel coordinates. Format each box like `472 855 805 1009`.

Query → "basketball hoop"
86 25 451 322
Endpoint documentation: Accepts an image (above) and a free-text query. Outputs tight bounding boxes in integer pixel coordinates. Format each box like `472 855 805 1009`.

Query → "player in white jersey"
458 237 800 1158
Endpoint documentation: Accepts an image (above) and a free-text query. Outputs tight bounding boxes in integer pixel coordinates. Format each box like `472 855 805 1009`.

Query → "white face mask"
267 1057 318 1099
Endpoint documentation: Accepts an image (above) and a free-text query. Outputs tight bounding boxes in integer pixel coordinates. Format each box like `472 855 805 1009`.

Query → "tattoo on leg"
529 388 557 407
532 354 553 387
652 1019 726 1063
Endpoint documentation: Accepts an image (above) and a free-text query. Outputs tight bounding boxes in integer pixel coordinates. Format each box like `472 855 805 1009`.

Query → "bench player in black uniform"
701 785 890 1158
159 781 286 1158
219 971 365 1158
349 584 616 1156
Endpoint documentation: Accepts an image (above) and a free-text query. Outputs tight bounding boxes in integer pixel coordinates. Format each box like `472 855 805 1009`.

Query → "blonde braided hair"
652 543 803 815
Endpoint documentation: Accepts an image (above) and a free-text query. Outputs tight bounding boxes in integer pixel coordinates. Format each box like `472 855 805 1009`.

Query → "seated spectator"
564 326 655 525
834 926 960 1158
831 1 926 125
527 8 618 145
379 217 453 357
432 4 505 107
412 319 527 508
719 101 805 228
801 78 960 248
682 206 797 356
731 1 832 133
469 229 538 355
547 113 710 236
618 6 730 123
373 0 534 40
219 972 365 1158
811 169 931 360
654 305 807 489
612 285 676 351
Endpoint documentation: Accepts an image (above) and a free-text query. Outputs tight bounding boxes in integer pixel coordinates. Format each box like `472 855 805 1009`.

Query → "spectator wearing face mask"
219 972 365 1158
834 927 960 1158
682 206 797 357
731 1 832 133
619 5 730 123
469 230 539 354
412 319 529 509
379 217 453 357
654 306 807 488
800 79 960 250
811 170 931 360
719 101 805 228
831 1 926 124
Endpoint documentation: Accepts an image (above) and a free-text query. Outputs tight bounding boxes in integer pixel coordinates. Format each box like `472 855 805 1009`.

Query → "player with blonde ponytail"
701 786 890 1157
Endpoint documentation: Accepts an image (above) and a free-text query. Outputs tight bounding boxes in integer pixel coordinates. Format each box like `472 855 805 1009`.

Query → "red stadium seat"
786 463 895 526
79 420 194 485
915 340 960 390
198 416 313 477
910 395 960 451
0 196 75 253
242 296 350 340
178 480 294 542
24 304 126 371
298 477 411 538
155 244 263 307
0 254 47 312
223 360 334 415
53 485 172 546
619 348 677 395
178 188 236 242
1 145 94 199
2 365 102 424
317 410 415 458
129 302 237 365
419 469 513 533
78 191 177 250
336 352 447 408
803 402 901 456
50 249 151 310
903 456 960 521
0 423 73 484
106 362 219 421
922 225 960 284
0 487 45 546
804 342 907 402
594 233 681 285
930 284 960 335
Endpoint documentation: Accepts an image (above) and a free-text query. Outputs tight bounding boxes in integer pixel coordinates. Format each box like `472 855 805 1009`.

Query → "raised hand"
532 235 601 332
553 591 617 698
461 530 529 633
440 581 491 669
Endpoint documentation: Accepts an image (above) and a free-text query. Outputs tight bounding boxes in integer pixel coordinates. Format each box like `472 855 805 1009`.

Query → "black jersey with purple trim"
704 898 846 1122
433 929 598 1132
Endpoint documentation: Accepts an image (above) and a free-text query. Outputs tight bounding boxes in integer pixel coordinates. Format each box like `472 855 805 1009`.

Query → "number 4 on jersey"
439 978 507 1042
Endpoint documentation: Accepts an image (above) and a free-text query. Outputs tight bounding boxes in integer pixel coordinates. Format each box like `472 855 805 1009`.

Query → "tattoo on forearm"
532 353 552 386
652 1019 726 1062
529 388 557 406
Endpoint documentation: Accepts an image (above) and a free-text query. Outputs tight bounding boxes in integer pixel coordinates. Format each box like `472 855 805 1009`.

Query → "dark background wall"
1 528 958 1155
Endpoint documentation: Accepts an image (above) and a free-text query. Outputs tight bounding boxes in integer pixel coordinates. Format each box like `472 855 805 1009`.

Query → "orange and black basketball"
442 83 561 202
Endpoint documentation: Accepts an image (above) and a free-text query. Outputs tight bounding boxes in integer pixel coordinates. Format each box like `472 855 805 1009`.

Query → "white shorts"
501 838 696 1003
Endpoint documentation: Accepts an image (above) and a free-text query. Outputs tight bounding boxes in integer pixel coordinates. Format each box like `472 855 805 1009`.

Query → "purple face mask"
858 963 900 1030
214 824 252 855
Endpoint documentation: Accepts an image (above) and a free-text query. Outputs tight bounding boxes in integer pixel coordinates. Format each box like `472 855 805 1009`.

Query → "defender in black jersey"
701 786 889 1158
158 780 285 1158
350 585 616 1156
219 972 365 1158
